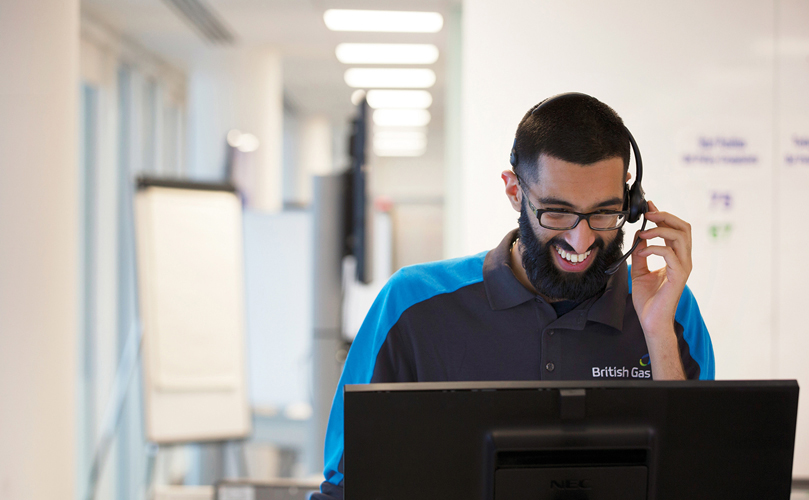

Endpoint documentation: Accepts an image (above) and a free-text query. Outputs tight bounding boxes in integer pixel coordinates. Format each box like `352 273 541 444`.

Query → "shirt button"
546 362 555 372
548 330 554 336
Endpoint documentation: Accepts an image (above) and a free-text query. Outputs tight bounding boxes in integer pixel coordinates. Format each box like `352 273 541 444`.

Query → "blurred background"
1 0 809 499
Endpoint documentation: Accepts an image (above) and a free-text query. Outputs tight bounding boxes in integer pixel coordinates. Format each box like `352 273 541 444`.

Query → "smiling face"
527 154 626 267
513 153 627 301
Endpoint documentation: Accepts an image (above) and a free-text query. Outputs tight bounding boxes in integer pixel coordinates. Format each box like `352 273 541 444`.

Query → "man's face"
518 154 627 302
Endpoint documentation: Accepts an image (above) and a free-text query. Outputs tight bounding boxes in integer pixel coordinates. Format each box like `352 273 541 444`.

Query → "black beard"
517 205 624 302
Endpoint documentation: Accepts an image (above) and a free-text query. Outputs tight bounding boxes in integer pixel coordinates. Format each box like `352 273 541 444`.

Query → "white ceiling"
81 0 458 122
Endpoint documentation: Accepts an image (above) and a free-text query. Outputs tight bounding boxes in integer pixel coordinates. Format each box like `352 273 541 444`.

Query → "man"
313 93 714 499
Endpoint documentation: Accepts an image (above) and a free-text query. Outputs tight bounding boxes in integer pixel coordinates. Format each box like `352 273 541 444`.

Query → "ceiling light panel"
374 125 428 135
374 145 427 157
374 139 427 150
373 109 431 127
324 9 443 33
336 44 439 65
345 68 436 89
366 90 432 109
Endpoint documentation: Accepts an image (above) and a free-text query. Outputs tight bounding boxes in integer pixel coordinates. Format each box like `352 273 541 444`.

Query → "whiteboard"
135 179 250 443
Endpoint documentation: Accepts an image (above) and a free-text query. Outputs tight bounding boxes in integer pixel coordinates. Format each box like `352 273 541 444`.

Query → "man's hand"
630 200 691 380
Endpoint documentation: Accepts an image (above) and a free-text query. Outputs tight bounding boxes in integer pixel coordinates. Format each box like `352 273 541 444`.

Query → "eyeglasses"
519 183 628 231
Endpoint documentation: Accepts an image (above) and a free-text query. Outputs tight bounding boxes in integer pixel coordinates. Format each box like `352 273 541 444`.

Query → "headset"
509 92 647 275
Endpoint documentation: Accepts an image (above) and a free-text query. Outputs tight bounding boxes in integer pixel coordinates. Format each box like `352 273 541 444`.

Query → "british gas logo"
591 354 652 379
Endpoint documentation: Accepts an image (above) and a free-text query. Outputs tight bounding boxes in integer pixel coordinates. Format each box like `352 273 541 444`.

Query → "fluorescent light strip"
324 9 443 33
374 146 427 157
374 131 427 142
336 43 439 65
366 90 432 109
374 125 428 135
345 68 436 89
373 109 431 127
374 137 427 150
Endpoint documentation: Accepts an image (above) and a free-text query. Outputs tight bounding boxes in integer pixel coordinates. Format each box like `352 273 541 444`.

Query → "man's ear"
626 171 632 183
502 170 522 213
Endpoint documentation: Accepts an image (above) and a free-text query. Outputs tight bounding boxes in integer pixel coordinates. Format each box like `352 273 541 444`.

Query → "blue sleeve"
317 253 487 496
320 272 404 489
674 285 715 380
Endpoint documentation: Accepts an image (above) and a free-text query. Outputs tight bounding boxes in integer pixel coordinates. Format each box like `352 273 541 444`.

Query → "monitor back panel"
344 380 799 500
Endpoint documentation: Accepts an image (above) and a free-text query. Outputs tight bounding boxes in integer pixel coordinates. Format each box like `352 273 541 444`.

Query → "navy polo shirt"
314 229 715 499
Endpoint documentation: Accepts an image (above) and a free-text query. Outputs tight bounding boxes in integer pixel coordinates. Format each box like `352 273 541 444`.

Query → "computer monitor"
344 380 798 500
346 97 373 284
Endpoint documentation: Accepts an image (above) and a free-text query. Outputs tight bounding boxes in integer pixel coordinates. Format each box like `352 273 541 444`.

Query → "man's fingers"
638 226 692 270
639 226 686 244
642 201 693 274
635 245 689 285
644 208 692 234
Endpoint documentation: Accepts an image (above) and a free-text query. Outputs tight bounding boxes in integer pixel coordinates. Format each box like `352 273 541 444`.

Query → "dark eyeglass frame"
516 175 628 231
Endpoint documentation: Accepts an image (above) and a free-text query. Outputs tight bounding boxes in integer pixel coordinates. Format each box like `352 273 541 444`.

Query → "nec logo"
550 479 592 490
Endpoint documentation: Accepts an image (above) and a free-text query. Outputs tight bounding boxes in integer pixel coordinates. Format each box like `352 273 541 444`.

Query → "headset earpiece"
624 126 646 224
626 180 647 224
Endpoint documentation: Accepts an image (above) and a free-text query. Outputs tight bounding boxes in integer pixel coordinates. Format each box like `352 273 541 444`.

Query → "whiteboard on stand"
135 178 251 444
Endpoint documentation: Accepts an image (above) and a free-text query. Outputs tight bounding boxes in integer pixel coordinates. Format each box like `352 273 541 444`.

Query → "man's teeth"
556 246 591 264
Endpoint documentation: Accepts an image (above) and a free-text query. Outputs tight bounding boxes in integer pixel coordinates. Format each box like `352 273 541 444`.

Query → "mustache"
548 235 605 254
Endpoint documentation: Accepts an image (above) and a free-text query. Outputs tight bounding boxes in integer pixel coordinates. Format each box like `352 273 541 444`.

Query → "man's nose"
564 219 596 255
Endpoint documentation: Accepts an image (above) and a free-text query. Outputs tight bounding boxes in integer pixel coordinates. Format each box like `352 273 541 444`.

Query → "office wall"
459 0 809 476
186 49 283 212
0 1 80 499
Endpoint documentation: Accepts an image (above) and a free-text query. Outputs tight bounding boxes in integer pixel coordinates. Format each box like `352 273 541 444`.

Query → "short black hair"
512 93 631 184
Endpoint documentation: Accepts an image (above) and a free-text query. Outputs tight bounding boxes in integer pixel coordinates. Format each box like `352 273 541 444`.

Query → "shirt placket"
538 302 589 381
541 323 562 380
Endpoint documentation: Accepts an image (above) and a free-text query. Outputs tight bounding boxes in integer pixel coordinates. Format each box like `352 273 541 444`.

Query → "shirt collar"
483 228 628 332
483 229 536 310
